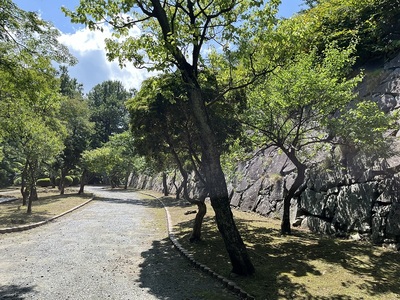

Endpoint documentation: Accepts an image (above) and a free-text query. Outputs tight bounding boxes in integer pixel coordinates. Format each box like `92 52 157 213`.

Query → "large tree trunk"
162 172 169 196
59 168 67 195
281 150 307 235
21 161 29 206
186 84 255 276
78 169 87 194
190 199 207 242
124 171 130 190
27 184 38 214
26 160 38 214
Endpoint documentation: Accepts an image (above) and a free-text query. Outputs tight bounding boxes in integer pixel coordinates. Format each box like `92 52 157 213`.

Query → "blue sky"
14 0 305 93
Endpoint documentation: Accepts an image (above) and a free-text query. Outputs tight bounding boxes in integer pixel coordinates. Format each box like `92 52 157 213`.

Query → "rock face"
130 53 400 246
228 53 400 244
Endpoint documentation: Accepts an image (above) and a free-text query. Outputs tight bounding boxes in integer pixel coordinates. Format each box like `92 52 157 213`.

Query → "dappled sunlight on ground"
163 196 400 300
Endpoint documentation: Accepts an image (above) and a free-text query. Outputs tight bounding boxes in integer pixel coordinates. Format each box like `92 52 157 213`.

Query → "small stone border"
146 193 255 300
0 198 94 234
0 197 18 204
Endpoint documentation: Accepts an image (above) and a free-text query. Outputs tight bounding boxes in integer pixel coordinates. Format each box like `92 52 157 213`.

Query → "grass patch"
0 187 92 228
163 196 400 300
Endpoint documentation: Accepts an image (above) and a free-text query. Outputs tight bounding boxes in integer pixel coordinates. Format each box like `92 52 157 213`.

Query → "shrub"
55 176 74 187
64 176 73 187
72 176 80 186
13 177 22 186
37 178 52 187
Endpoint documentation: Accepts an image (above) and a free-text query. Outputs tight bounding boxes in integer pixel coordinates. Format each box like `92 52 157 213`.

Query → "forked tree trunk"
189 199 207 242
169 145 208 243
281 150 307 235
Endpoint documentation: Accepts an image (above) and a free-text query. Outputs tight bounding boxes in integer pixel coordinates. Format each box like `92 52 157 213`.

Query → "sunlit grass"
163 196 400 300
0 187 92 228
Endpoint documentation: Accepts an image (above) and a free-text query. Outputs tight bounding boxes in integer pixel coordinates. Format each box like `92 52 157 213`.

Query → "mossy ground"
163 196 400 300
0 187 92 228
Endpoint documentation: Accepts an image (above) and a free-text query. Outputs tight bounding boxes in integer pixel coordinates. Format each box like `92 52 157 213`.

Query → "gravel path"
0 187 238 299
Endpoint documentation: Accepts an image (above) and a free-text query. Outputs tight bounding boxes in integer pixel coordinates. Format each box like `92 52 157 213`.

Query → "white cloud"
58 25 148 93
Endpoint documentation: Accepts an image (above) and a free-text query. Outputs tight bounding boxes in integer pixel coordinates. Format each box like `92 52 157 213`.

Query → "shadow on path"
0 284 36 299
138 237 238 300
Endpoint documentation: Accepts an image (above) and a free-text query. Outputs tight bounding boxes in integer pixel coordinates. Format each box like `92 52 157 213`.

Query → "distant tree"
243 44 394 234
87 80 131 148
81 131 145 189
56 67 94 195
59 65 84 98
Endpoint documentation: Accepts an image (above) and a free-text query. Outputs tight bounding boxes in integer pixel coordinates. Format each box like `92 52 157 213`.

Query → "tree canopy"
87 80 131 148
242 42 395 234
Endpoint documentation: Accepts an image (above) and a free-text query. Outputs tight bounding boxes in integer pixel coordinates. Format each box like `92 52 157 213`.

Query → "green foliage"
81 131 145 186
64 176 74 187
0 1 74 205
54 176 73 187
0 0 76 66
55 67 94 184
244 43 363 157
331 101 397 155
37 178 52 187
291 0 400 62
127 72 242 176
72 176 80 186
58 66 84 98
87 80 131 148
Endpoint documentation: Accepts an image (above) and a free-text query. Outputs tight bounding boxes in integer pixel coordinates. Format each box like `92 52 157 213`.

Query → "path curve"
0 187 238 299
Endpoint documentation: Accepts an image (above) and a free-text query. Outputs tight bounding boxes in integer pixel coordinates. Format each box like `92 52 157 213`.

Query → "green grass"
163 196 400 300
0 187 92 228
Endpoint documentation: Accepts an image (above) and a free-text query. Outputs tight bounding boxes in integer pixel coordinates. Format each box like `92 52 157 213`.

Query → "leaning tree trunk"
169 143 208 243
186 84 255 276
281 150 307 235
189 197 207 242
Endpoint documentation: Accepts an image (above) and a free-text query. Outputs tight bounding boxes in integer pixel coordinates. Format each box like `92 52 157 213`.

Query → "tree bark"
124 171 130 190
26 160 38 214
186 84 255 276
78 169 87 194
281 150 307 235
190 199 207 242
59 169 67 195
162 172 169 196
21 161 29 206
27 184 38 214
